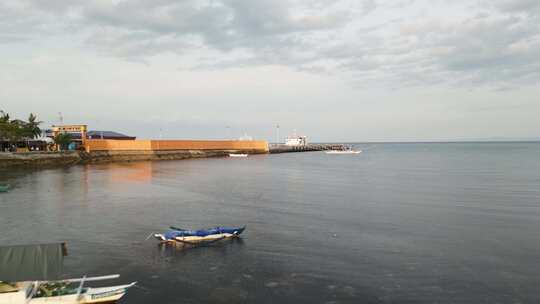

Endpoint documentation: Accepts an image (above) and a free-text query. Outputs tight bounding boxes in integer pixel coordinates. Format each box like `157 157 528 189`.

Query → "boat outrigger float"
154 226 246 245
0 243 135 304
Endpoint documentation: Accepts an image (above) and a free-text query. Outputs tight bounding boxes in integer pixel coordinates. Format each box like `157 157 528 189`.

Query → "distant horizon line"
305 140 540 144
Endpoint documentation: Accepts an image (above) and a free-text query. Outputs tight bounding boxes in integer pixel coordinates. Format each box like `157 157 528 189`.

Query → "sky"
1 0 539 142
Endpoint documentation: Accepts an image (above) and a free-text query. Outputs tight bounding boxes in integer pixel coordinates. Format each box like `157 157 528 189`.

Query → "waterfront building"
45 125 135 150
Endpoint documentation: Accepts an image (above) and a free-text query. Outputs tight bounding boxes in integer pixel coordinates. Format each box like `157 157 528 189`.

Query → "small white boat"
0 243 135 304
325 149 362 154
229 153 248 157
1 280 135 304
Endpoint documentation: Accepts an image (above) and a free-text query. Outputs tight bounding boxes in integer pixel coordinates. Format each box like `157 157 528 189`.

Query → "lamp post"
276 124 280 144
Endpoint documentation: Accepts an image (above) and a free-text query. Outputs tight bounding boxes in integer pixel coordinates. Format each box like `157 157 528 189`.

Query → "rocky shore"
79 149 264 163
0 149 266 170
0 151 82 169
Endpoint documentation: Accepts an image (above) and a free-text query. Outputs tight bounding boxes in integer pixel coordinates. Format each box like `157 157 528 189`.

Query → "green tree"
54 133 73 151
0 110 9 123
1 111 43 150
0 110 9 138
0 111 22 144
24 113 43 139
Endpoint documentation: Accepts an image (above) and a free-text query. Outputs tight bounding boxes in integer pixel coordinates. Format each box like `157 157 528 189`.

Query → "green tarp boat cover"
0 243 67 282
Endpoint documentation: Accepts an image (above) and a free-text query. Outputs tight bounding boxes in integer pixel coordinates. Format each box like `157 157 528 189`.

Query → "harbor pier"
269 143 346 154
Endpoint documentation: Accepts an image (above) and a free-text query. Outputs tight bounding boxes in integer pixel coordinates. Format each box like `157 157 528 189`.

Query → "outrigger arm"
75 275 86 301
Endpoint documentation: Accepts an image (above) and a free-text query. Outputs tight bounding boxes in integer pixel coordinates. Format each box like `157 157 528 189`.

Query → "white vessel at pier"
285 130 307 146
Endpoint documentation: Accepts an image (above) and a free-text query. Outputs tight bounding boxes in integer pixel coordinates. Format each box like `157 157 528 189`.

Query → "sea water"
1 142 540 303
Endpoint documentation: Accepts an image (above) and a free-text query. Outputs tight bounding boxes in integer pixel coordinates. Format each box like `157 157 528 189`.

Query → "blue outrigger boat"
154 226 246 245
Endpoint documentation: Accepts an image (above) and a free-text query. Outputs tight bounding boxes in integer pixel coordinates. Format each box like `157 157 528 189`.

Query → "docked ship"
285 131 307 146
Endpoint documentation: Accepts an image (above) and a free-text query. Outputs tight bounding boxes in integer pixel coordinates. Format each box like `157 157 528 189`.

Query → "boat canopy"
0 243 67 282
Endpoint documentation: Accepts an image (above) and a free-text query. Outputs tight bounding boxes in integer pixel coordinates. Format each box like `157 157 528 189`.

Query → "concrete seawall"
85 139 269 153
0 139 270 169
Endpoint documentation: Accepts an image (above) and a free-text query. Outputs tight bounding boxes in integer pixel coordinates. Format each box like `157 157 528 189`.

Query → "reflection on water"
1 143 540 303
155 238 245 259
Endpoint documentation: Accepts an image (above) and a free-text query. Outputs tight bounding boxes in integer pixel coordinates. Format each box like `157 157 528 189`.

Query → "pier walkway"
269 144 346 154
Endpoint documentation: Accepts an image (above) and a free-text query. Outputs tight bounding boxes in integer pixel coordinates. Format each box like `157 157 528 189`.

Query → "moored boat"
154 226 246 244
325 150 362 154
0 243 135 304
229 153 248 157
326 146 362 154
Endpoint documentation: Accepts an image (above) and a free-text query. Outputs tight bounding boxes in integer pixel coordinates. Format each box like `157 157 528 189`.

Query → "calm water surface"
1 143 540 303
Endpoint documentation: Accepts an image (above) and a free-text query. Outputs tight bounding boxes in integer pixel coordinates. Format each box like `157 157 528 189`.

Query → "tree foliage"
54 133 73 151
0 110 43 144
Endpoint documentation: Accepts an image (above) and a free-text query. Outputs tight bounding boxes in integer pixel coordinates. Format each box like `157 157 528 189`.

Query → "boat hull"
155 226 246 244
229 154 248 157
0 283 135 304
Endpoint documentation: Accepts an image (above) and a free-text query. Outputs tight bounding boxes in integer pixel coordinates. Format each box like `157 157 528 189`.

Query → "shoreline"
0 143 348 170
0 149 267 170
0 143 346 170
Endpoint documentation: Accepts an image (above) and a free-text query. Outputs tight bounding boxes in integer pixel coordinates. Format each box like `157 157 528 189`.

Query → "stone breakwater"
0 149 266 169
0 151 82 169
79 149 265 163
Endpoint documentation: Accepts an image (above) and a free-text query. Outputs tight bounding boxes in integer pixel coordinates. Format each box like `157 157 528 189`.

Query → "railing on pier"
268 143 346 154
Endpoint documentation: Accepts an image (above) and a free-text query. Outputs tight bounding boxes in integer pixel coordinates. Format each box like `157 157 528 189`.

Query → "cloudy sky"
1 0 539 142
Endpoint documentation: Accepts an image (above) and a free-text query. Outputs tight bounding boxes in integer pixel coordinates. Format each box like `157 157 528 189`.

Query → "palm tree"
0 111 20 145
1 111 45 151
25 113 43 139
0 110 9 123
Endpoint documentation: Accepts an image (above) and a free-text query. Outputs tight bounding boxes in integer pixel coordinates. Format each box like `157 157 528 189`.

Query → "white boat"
229 153 248 157
0 243 135 304
154 226 246 245
326 149 362 154
285 130 307 146
1 280 135 304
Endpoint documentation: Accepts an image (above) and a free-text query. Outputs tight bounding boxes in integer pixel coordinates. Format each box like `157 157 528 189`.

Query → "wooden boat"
0 243 135 304
1 279 135 304
0 185 10 193
229 153 248 157
154 226 246 245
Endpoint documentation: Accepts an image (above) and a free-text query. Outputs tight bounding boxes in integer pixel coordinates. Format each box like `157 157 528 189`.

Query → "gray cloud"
2 0 540 89
490 0 540 14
